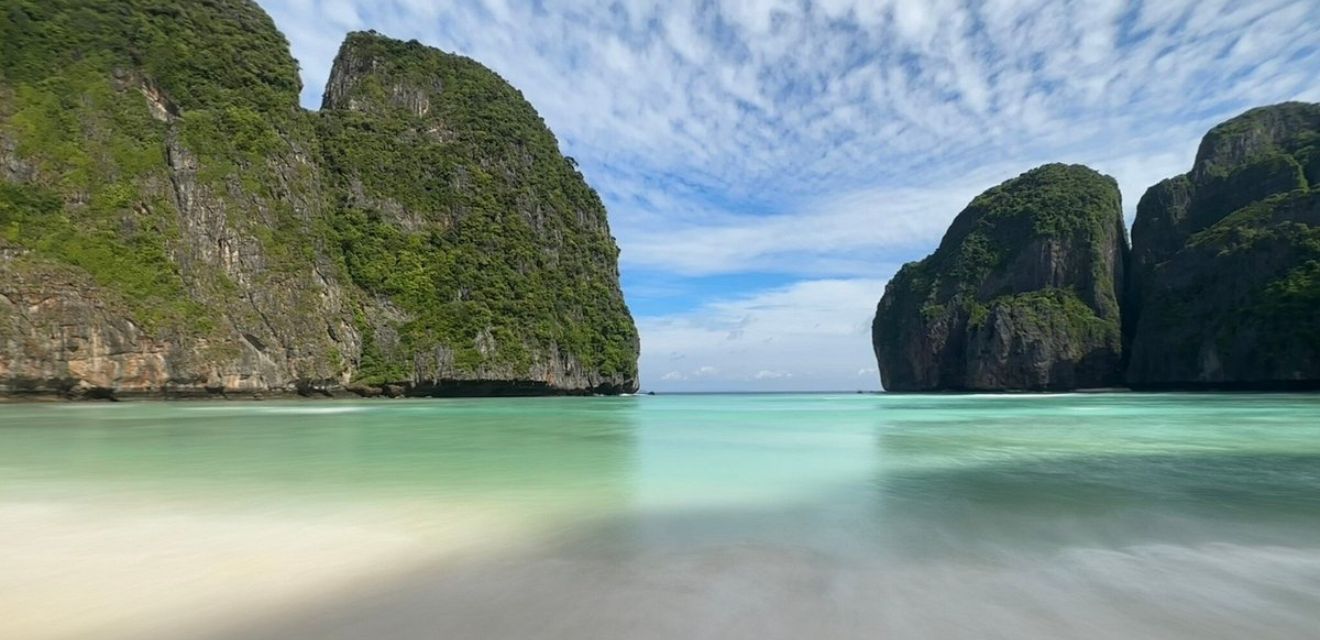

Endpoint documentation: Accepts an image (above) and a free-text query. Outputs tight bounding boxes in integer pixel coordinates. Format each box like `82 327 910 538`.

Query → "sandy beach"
0 499 512 640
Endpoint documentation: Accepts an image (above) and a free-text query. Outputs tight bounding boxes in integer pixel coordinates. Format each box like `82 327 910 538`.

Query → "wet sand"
207 510 1320 640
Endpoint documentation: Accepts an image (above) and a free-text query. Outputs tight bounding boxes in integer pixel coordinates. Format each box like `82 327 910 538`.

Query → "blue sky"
257 0 1319 391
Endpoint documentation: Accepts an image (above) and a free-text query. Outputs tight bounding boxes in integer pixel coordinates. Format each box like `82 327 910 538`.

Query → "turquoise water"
3 393 1320 638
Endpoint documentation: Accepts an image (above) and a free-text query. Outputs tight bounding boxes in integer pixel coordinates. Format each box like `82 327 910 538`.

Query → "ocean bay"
2 393 1319 639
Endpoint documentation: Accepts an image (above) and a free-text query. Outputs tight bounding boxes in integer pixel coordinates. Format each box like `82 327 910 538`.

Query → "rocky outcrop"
873 164 1127 391
1126 102 1320 389
315 32 638 394
873 105 1320 393
0 1 637 398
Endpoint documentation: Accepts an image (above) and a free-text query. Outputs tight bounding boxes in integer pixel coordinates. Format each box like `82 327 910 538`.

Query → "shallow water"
2 393 1319 639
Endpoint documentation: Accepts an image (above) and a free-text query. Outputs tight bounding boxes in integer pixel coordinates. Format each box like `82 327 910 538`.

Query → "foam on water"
252 406 370 415
180 405 371 415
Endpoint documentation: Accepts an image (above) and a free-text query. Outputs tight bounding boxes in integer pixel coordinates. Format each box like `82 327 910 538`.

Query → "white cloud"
638 279 888 391
617 180 984 276
321 0 364 28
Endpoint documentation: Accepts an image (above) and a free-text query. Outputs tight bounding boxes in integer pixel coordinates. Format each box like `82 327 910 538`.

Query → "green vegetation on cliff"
1 0 300 113
898 164 1124 326
873 164 1126 391
1127 102 1320 388
0 0 304 334
318 32 637 384
0 181 206 332
0 2 638 396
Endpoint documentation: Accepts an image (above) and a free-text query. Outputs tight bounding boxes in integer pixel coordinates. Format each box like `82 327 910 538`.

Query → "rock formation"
873 104 1320 393
1126 102 1320 389
873 164 1127 391
315 32 639 395
0 1 638 398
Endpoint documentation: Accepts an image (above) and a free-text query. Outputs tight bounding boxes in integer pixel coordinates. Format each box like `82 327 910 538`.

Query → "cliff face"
873 164 1127 391
0 0 357 398
316 33 639 394
1126 103 1320 388
0 2 637 398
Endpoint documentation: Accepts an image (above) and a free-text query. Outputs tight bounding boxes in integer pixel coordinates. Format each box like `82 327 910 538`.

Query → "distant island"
0 1 639 399
873 102 1320 391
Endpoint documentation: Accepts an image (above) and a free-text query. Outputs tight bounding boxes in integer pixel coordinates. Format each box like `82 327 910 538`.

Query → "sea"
1 392 1318 639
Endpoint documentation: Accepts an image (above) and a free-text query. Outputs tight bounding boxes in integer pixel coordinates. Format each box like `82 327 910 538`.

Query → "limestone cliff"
873 164 1127 391
0 1 637 398
1126 102 1320 388
316 33 638 394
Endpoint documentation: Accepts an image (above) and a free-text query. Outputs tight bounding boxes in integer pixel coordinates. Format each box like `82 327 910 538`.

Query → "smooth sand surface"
0 500 512 640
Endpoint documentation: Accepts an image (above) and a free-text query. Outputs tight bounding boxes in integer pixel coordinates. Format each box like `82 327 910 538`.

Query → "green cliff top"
2 0 300 114
1194 102 1320 179
924 163 1122 301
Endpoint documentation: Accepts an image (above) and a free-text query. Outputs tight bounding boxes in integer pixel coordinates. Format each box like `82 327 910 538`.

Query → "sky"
257 0 1320 392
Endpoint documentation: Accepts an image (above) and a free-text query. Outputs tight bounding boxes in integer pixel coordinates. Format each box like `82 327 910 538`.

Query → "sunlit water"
2 393 1319 639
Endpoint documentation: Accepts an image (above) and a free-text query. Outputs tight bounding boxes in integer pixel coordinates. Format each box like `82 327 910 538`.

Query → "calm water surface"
2 393 1319 639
